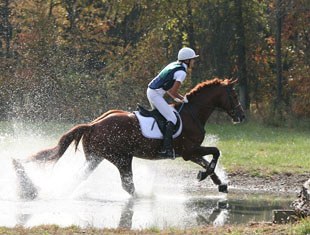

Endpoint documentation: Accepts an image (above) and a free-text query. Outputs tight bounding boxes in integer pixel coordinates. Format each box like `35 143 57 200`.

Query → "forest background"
0 0 309 126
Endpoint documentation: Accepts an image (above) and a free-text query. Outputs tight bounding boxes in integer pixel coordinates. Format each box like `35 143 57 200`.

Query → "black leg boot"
158 121 175 159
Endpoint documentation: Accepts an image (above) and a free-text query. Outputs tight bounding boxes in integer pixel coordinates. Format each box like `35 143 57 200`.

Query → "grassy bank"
205 121 310 176
0 217 309 234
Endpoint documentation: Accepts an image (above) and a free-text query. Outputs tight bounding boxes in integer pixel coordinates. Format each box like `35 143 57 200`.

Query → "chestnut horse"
26 78 245 195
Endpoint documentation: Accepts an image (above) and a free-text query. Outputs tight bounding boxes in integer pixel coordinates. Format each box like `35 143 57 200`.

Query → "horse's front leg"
184 146 228 193
186 146 220 177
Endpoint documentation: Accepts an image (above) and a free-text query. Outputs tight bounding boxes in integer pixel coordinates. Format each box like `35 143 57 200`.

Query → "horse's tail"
29 124 92 163
59 124 92 155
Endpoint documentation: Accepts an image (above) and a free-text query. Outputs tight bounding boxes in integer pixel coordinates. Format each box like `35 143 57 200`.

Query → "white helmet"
178 47 199 61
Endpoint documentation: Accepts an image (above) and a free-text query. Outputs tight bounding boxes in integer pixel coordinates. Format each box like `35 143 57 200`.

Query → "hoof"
197 170 208 181
218 184 228 193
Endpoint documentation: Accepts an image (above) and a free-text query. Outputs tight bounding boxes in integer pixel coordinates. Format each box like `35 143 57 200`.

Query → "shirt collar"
178 61 188 71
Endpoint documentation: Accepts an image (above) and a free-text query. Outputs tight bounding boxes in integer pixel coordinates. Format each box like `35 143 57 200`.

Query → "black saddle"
137 104 181 135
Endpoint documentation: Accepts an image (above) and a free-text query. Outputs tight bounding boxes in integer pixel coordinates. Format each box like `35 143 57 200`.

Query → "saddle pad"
133 111 182 139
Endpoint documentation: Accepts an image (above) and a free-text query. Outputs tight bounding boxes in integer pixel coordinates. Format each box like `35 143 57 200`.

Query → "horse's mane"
187 78 228 98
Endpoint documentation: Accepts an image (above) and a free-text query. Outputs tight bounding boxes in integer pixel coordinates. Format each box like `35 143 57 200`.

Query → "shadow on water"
0 121 294 229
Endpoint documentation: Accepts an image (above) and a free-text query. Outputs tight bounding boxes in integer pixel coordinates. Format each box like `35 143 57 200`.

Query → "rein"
177 85 241 135
178 102 206 135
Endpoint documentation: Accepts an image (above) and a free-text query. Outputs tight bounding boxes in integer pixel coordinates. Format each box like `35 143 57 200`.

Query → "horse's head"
185 78 245 124
219 79 245 124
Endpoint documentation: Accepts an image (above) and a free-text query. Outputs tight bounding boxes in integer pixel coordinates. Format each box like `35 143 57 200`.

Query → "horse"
23 78 245 196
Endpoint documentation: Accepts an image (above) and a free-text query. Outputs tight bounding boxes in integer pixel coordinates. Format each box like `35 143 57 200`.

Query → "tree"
0 0 12 57
234 0 249 110
275 0 284 105
0 0 309 122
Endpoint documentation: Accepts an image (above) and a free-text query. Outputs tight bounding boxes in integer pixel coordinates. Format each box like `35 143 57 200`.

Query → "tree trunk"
235 0 249 110
275 0 283 105
2 0 11 57
186 0 200 84
49 0 55 18
63 0 78 33
187 0 196 50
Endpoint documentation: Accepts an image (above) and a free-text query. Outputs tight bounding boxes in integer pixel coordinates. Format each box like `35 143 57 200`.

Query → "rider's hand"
174 96 188 103
174 98 183 103
183 96 189 103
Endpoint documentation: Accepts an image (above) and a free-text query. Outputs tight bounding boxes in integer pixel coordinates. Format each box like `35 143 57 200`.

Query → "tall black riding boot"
158 121 175 159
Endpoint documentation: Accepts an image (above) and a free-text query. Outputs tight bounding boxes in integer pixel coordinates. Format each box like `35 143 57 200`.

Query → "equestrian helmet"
178 47 199 61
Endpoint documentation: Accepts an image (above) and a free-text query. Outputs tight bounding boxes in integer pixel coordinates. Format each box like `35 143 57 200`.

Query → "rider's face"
190 59 195 68
186 59 195 69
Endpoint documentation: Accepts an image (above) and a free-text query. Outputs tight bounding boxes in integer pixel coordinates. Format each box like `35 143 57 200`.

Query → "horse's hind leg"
79 144 105 181
112 154 135 196
12 159 38 200
120 167 135 196
79 156 103 181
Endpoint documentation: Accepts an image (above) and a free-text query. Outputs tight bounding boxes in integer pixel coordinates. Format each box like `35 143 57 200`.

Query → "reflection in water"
2 195 291 229
0 122 293 229
186 199 228 226
184 197 291 227
118 198 134 229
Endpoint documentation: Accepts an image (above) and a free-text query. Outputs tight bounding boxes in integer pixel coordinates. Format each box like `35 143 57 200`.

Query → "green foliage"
0 0 308 123
293 217 310 235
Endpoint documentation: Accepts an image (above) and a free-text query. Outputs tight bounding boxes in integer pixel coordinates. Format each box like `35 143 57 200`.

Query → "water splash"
202 134 228 184
0 122 290 229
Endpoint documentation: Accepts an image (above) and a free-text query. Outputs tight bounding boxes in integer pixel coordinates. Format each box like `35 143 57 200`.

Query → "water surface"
0 122 293 229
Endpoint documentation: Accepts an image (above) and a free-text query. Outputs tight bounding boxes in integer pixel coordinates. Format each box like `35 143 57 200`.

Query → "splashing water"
0 122 291 229
202 134 228 184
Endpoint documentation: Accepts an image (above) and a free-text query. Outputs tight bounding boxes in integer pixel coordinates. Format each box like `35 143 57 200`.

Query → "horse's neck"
196 103 214 125
189 93 216 125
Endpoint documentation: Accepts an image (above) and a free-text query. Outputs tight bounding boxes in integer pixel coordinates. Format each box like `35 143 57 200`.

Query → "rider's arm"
167 81 184 101
167 70 188 102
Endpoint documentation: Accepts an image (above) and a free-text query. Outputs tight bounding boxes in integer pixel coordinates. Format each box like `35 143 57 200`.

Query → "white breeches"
147 88 177 125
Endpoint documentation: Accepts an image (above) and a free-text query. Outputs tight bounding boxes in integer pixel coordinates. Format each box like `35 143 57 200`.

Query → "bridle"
225 86 243 120
177 85 242 134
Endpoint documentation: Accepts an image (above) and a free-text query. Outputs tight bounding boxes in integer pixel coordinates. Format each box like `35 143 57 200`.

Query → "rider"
147 47 199 159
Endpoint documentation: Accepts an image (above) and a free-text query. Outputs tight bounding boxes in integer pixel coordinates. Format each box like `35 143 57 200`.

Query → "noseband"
225 87 243 118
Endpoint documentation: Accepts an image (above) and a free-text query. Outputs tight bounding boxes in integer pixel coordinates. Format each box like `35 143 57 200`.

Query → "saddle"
133 104 182 139
137 104 181 135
